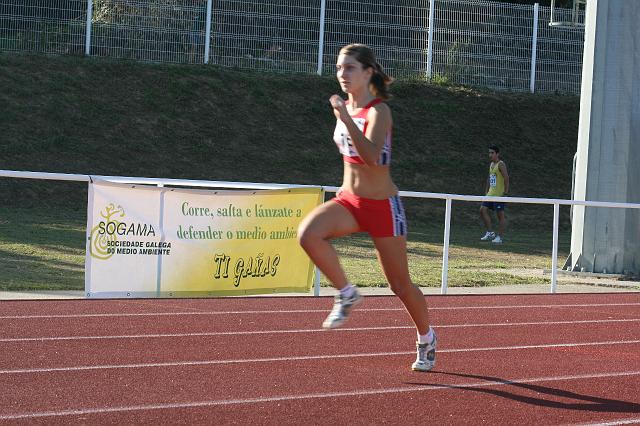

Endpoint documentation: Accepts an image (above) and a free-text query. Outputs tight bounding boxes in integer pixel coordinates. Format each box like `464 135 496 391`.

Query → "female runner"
298 44 436 371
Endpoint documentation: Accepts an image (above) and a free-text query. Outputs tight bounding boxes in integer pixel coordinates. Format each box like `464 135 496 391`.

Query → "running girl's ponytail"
339 44 394 100
369 62 393 100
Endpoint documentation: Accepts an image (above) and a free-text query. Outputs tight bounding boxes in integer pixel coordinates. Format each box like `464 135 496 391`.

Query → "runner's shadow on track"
406 371 640 413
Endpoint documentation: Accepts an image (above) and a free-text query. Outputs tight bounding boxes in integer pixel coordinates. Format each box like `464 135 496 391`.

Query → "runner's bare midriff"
341 162 398 199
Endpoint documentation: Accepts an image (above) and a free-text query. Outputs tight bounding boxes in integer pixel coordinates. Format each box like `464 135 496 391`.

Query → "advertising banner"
85 180 323 297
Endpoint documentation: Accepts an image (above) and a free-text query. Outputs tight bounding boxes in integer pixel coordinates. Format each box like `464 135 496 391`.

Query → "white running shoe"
480 231 496 241
412 330 437 372
322 288 363 329
491 235 503 244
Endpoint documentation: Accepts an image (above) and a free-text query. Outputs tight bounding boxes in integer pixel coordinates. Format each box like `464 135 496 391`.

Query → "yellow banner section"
85 181 324 297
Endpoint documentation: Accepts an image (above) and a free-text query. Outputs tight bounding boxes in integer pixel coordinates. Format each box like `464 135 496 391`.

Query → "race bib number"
336 118 366 157
489 174 497 187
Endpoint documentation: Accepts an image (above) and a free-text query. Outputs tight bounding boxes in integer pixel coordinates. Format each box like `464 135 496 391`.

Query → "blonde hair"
339 44 393 100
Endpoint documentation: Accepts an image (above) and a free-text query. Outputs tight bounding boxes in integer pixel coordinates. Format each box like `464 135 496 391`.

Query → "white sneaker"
491 235 503 244
322 288 363 329
412 330 437 372
480 231 496 241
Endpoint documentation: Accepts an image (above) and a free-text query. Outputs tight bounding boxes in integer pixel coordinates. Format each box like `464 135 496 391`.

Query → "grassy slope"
0 53 580 290
0 53 579 205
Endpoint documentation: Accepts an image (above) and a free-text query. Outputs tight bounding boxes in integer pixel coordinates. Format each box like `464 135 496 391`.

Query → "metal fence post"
426 0 435 79
550 203 560 293
204 0 213 64
441 197 452 294
317 0 327 75
85 0 93 56
157 183 165 295
530 3 539 93
314 267 321 296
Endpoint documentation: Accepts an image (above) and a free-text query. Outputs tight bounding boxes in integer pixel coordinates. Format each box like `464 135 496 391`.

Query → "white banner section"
85 181 323 298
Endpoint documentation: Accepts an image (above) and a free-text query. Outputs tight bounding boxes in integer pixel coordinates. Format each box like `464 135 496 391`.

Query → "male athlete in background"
480 145 509 244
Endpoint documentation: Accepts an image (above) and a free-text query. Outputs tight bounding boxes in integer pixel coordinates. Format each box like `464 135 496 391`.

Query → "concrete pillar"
570 0 640 274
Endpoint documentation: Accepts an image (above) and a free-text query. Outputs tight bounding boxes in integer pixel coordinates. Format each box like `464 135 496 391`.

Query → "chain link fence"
0 0 86 54
0 0 584 94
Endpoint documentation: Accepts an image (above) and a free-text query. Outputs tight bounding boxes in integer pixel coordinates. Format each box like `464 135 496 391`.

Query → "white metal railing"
4 169 639 295
0 0 584 94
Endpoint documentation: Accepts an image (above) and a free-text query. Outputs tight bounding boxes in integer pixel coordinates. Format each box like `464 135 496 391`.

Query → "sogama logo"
89 204 156 260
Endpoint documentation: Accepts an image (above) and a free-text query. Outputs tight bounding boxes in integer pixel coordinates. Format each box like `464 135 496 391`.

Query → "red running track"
0 293 639 425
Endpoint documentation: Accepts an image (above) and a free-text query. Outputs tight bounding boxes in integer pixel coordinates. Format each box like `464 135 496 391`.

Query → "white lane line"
2 303 640 319
570 419 640 426
2 318 640 343
1 370 638 420
0 309 338 319
1 339 639 375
